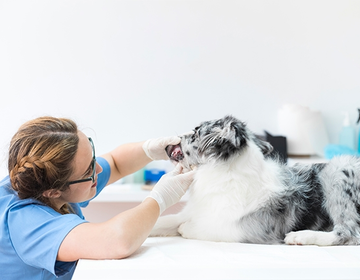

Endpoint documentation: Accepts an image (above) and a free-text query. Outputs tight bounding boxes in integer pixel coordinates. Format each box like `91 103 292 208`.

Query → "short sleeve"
79 156 110 208
8 203 87 277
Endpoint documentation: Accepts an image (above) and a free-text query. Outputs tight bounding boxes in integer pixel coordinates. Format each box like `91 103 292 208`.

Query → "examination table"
73 236 360 280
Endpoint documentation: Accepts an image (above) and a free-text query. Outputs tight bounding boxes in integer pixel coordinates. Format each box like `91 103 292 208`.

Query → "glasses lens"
89 138 96 183
68 137 96 185
91 158 96 183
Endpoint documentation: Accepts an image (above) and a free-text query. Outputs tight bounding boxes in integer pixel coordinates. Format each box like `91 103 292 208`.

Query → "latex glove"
142 136 181 160
147 164 195 214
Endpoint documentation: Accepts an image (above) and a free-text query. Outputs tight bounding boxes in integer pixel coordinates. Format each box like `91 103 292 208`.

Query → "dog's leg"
317 164 360 245
150 213 185 237
284 230 337 246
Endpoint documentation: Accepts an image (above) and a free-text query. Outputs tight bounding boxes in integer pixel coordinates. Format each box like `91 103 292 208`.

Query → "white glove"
147 164 195 214
142 136 181 160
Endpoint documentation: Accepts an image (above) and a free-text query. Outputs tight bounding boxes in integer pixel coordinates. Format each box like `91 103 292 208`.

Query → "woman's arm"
57 197 159 261
57 137 192 261
57 165 195 261
57 141 155 260
100 135 181 185
100 141 152 185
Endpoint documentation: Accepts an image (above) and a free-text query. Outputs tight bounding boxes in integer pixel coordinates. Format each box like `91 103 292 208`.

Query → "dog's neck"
193 141 282 195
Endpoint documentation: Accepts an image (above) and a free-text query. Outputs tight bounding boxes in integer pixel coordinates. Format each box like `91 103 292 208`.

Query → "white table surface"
73 237 360 280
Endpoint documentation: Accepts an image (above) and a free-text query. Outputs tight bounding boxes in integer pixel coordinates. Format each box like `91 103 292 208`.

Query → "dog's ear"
253 136 273 156
228 120 248 148
224 116 273 156
199 116 249 161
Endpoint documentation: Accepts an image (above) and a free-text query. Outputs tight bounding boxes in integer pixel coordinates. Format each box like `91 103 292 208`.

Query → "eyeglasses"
68 137 96 185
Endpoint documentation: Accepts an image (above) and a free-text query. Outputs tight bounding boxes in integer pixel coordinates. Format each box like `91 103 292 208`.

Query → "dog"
150 115 360 245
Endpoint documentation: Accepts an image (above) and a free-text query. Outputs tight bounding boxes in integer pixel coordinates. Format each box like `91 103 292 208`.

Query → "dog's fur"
150 115 360 245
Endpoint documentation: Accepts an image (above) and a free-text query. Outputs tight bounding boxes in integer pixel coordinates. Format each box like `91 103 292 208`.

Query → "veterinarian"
0 116 195 280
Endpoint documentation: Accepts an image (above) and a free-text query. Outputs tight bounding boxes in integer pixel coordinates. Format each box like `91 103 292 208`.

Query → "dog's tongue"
166 145 184 161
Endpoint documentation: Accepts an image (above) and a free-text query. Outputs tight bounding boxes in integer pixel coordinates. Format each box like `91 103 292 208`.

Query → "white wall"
0 0 359 178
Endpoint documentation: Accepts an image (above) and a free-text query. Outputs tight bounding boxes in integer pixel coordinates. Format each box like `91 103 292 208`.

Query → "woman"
0 116 194 279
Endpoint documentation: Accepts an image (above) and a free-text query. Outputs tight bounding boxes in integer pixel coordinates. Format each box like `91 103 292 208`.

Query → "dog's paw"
285 230 338 246
150 225 181 237
178 222 187 237
178 222 195 239
284 230 316 245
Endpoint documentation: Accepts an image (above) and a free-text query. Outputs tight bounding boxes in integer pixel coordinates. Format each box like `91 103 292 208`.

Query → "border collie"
150 115 360 245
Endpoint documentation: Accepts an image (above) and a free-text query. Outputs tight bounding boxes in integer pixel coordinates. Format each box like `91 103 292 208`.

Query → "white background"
0 0 359 178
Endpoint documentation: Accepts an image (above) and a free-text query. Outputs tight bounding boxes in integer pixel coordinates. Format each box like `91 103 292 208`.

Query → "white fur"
151 142 283 242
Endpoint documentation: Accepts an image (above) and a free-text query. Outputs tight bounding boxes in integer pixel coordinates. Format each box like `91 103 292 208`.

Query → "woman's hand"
148 164 195 214
142 136 181 160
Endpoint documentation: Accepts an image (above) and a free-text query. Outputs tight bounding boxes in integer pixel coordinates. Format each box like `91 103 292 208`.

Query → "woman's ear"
42 189 62 198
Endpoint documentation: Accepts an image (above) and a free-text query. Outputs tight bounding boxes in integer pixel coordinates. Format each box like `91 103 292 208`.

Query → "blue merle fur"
190 115 360 245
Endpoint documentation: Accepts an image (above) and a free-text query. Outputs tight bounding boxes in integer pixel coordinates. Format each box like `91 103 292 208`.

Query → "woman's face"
59 131 103 204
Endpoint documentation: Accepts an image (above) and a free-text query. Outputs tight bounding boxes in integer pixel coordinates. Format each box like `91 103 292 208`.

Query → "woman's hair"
8 116 79 214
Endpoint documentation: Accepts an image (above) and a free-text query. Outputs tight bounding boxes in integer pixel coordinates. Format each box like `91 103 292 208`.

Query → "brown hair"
8 116 79 214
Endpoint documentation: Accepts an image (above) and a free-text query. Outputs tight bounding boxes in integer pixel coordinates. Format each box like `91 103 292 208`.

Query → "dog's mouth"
166 144 184 162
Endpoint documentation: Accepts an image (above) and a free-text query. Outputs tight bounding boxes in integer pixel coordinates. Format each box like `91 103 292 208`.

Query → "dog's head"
166 115 273 169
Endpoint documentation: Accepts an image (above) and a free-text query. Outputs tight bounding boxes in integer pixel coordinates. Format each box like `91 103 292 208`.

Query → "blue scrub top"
0 157 111 280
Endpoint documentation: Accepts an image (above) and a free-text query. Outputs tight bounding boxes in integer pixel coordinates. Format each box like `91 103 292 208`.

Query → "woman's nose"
95 161 103 174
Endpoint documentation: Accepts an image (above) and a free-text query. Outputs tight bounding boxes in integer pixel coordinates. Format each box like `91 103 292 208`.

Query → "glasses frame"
68 137 96 185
